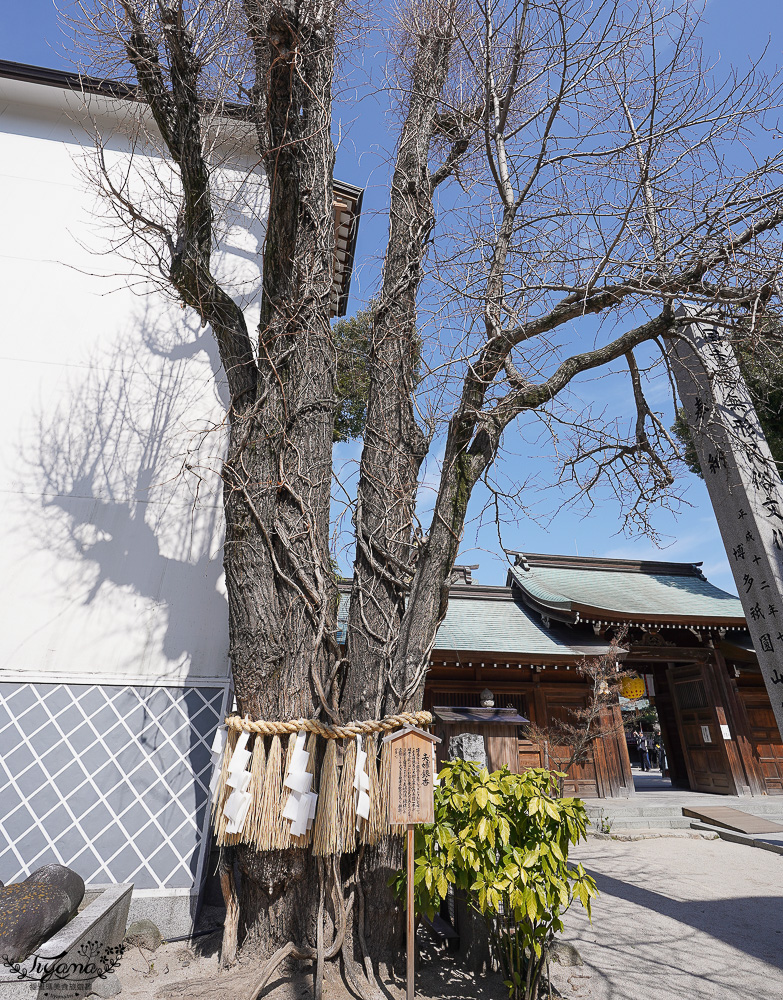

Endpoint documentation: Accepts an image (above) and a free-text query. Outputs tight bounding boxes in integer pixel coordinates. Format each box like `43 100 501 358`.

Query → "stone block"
0 882 131 999
0 865 85 965
124 919 162 952
448 733 487 768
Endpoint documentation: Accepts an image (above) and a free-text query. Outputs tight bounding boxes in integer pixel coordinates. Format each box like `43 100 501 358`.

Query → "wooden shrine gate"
667 663 739 794
737 683 783 794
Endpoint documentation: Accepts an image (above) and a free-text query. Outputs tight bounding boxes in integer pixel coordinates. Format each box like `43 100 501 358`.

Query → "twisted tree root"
218 847 239 970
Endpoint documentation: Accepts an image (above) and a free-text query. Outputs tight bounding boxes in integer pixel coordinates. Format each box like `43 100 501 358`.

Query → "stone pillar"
668 311 783 740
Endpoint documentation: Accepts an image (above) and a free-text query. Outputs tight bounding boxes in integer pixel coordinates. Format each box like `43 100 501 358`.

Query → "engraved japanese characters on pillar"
668 310 783 739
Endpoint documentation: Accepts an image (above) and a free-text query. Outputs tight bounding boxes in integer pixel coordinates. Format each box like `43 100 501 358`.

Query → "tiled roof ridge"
511 551 705 578
336 580 516 600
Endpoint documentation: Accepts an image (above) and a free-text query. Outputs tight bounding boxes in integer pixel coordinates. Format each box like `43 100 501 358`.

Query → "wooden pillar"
592 710 611 798
652 662 687 786
666 662 700 793
407 825 414 1000
531 673 547 727
611 703 635 797
530 672 549 768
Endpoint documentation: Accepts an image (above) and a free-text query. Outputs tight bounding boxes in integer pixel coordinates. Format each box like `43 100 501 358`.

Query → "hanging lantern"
621 675 646 701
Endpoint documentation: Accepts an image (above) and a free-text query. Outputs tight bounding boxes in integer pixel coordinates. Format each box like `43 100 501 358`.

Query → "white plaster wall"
0 78 268 686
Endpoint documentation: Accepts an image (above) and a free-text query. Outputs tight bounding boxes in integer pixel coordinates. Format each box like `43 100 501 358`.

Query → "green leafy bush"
394 760 597 1000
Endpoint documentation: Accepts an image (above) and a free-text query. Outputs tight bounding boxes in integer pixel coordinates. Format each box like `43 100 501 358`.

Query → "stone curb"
688 821 783 855
586 829 719 842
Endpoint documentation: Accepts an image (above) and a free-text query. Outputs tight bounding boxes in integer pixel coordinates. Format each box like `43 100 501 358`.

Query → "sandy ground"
547 837 783 1000
111 836 783 1000
114 931 509 1000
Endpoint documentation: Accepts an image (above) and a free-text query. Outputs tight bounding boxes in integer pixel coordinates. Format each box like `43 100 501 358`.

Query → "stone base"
122 889 198 940
0 883 131 999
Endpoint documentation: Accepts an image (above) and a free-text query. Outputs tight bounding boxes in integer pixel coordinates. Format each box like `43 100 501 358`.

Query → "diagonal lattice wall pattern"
0 683 228 891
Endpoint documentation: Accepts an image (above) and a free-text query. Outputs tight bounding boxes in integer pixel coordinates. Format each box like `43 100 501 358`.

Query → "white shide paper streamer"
283 732 318 837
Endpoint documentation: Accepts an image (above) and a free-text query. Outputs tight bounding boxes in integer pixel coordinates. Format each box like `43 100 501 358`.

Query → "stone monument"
0 864 85 964
668 309 783 739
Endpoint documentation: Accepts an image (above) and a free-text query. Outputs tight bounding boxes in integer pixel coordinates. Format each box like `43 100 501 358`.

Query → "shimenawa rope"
224 710 432 739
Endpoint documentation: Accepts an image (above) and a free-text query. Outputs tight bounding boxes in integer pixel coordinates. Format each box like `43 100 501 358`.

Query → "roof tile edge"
509 551 704 577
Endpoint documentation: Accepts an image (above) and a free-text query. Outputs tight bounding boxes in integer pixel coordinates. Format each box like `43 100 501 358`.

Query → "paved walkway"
586 770 783 817
550 836 783 1000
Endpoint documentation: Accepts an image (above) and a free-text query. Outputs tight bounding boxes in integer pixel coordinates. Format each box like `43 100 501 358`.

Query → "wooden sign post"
383 725 440 1000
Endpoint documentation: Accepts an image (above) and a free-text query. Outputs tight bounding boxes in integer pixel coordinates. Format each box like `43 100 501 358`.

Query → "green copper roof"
435 592 613 656
337 587 615 659
509 554 745 623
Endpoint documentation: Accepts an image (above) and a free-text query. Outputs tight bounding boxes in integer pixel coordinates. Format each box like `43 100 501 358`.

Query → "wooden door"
738 689 783 794
544 693 600 798
667 664 737 795
518 739 544 772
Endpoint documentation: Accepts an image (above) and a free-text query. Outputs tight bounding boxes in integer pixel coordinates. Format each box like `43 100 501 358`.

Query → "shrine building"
405 553 782 798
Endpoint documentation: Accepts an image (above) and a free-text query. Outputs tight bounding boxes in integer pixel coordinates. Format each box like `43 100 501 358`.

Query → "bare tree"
66 0 783 991
525 630 629 797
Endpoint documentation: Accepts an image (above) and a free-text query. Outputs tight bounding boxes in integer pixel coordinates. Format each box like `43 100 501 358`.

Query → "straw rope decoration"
243 735 267 846
290 732 319 848
313 739 340 856
339 738 357 853
213 728 240 846
279 733 296 849
213 711 433 852
256 735 283 851
361 734 382 846
210 727 234 824
225 711 432 738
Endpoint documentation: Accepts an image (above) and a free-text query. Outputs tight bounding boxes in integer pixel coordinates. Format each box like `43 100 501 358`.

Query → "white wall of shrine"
0 74 269 689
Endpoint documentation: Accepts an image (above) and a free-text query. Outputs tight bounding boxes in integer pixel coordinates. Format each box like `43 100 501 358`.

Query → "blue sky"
4 0 782 595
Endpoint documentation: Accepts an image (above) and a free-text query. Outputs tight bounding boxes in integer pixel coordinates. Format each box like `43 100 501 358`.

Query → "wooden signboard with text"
387 727 438 825
383 724 440 1000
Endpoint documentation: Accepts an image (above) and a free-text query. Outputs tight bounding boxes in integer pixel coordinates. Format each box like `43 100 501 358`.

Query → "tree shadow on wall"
23 301 231 680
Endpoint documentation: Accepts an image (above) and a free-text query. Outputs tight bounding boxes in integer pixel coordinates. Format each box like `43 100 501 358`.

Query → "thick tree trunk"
343 26 457 722
236 848 319 955
338 23 463 974
122 0 463 977
226 0 339 956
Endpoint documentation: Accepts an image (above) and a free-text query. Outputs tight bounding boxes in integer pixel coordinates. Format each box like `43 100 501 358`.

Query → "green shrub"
394 760 597 1000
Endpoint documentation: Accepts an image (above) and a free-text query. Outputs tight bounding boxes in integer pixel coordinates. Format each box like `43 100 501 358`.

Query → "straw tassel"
313 738 340 856
243 734 267 845
270 734 290 850
339 738 357 853
253 735 282 851
210 729 232 824
214 729 241 846
279 733 296 849
361 734 382 846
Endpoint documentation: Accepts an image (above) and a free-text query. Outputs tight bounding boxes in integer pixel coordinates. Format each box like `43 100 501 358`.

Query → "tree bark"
344 19 462 722
228 0 339 955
